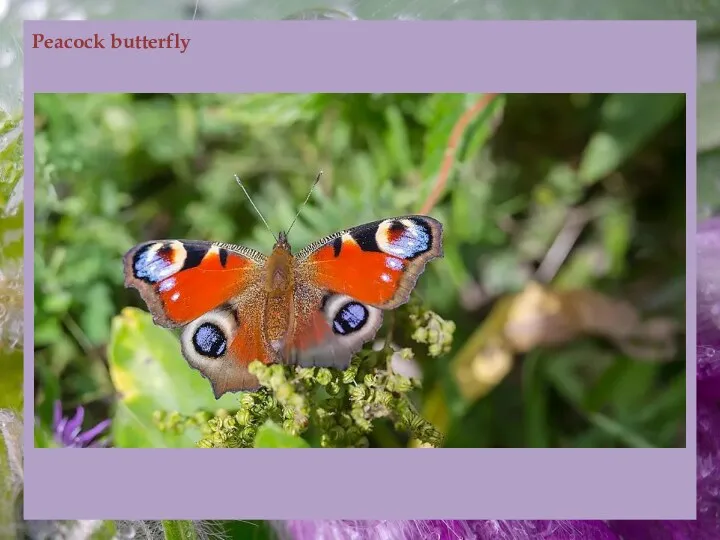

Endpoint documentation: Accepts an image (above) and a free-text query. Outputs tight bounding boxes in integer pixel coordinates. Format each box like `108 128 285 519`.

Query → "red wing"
296 215 443 309
123 240 266 328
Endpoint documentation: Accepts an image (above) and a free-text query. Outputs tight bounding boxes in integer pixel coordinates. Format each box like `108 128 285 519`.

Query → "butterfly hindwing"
123 240 266 328
180 302 270 398
285 285 383 370
297 215 443 309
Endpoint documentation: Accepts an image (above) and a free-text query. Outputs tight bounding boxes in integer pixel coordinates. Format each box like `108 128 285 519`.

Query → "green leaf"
420 93 501 187
253 420 311 448
0 210 22 260
578 93 684 184
458 95 505 161
583 356 634 413
162 521 198 540
107 308 239 448
80 283 115 345
385 105 415 173
87 521 119 540
626 371 685 433
603 361 658 418
0 114 23 212
0 351 22 412
544 351 655 448
200 93 318 130
596 198 633 278
34 422 59 448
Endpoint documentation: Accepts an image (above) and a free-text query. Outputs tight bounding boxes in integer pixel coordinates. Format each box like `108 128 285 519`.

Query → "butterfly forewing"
123 240 266 327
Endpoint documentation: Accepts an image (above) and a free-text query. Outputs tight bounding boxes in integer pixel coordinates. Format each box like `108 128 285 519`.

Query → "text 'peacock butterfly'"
123 175 444 398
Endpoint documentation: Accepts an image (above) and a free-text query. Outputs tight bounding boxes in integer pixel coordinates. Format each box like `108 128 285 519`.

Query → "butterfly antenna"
287 170 323 236
234 174 277 243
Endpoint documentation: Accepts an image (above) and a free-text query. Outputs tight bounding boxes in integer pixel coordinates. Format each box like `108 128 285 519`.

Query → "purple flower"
278 219 720 540
282 520 619 539
52 400 111 448
697 218 720 402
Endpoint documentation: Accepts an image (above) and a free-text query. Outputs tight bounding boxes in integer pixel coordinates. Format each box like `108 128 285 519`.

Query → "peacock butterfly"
123 176 444 398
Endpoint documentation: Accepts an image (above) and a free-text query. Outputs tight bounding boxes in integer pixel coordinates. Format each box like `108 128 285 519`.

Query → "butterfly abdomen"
262 245 296 355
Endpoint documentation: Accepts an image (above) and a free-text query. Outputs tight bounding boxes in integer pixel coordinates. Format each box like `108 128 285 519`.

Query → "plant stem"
418 93 498 214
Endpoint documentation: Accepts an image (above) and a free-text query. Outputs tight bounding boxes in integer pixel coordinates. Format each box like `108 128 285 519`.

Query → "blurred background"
32 92 686 449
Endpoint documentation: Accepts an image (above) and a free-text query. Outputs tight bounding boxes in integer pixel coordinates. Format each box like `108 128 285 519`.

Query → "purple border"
23 20 696 520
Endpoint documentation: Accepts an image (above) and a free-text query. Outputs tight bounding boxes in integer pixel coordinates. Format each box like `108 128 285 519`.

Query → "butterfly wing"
286 215 443 369
284 286 384 369
124 240 266 327
124 240 270 396
296 215 443 309
178 300 268 397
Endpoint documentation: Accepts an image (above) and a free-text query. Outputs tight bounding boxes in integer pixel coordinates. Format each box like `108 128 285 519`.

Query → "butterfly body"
264 232 294 296
124 216 443 398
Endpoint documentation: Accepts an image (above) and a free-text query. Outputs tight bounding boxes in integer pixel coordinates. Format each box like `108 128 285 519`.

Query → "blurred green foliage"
699 80 720 220
1 113 23 411
1 109 23 539
34 93 686 449
697 28 720 220
15 519 273 540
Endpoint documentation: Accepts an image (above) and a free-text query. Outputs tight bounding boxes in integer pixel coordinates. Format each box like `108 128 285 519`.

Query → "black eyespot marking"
132 244 154 281
229 305 241 325
192 322 227 358
332 301 369 336
343 217 436 257
182 243 209 271
320 293 333 311
350 223 382 253
332 236 343 257
219 248 229 267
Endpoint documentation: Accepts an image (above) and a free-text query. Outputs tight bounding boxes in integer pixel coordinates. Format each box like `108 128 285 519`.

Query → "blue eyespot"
193 322 227 358
134 244 176 283
332 302 369 335
389 221 430 259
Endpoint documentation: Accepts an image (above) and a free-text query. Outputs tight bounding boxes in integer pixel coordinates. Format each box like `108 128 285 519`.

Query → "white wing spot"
385 256 403 270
